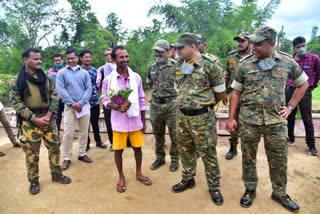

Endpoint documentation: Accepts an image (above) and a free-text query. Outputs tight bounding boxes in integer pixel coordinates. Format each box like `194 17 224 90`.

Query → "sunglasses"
155 50 164 54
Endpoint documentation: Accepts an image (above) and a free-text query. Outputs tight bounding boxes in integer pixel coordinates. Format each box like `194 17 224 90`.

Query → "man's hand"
222 97 228 106
72 102 82 112
32 116 50 128
279 106 292 119
226 118 237 133
107 102 120 111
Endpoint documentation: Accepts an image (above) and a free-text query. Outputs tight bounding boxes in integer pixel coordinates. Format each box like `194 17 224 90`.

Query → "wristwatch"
287 104 294 111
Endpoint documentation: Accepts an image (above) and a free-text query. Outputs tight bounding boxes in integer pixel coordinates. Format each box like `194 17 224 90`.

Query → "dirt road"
0 128 319 214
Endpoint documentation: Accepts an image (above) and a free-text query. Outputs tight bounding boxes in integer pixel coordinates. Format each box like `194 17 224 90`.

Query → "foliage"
0 74 15 106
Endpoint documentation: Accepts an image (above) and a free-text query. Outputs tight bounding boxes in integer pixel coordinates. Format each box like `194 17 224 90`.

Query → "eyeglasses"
104 53 111 56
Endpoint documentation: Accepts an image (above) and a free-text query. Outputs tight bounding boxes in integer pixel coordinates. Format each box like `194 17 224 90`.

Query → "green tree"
106 12 127 47
0 0 63 48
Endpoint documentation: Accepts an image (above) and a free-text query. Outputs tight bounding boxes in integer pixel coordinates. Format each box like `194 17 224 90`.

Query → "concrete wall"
1 107 319 137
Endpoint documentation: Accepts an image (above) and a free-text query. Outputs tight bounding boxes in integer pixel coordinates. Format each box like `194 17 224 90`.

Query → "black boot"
29 180 40 195
240 189 256 208
225 144 238 160
172 178 195 193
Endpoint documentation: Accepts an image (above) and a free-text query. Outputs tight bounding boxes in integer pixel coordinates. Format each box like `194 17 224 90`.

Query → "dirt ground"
0 127 319 214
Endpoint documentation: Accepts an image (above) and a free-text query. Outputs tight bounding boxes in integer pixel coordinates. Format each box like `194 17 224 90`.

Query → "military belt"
31 109 48 114
180 105 213 116
152 96 176 104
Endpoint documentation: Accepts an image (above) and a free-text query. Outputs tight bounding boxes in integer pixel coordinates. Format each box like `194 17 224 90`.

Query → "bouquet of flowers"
100 88 133 112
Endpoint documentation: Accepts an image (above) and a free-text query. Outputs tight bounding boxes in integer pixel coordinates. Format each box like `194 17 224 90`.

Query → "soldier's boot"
52 173 72 184
225 144 238 160
29 180 40 195
271 193 300 213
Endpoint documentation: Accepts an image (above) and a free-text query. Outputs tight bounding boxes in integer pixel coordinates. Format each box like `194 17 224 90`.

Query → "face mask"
296 47 306 56
155 57 167 64
180 63 195 74
258 58 276 71
54 63 63 68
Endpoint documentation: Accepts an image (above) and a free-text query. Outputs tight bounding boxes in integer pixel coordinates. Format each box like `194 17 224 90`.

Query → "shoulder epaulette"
202 53 218 62
239 53 254 63
278 51 293 58
227 50 237 55
170 58 177 64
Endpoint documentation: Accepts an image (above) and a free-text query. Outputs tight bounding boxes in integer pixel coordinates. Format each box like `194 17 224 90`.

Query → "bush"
0 74 15 106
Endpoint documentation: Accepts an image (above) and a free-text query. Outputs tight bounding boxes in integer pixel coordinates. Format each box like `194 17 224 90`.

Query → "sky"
61 0 320 41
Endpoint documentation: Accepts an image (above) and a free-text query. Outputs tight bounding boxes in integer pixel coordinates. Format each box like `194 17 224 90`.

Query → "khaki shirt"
231 51 308 125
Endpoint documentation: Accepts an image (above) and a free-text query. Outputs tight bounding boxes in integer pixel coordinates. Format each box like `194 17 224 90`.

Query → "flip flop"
116 182 126 193
136 176 152 186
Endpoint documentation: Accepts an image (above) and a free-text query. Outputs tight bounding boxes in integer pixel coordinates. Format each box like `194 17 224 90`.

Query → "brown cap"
249 26 277 42
233 32 250 41
173 33 198 48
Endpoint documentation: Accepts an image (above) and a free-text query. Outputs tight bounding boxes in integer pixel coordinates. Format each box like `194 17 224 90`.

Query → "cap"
199 35 207 43
152 39 170 52
249 26 277 43
233 32 250 41
173 33 198 48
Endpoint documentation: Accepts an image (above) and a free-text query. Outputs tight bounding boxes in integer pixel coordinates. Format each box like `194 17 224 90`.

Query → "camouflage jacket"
231 51 308 125
175 53 225 110
224 50 252 92
10 71 58 121
146 58 177 98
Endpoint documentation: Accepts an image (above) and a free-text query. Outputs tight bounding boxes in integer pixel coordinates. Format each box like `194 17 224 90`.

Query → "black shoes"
150 159 165 170
96 142 107 149
62 160 71 170
169 160 179 172
52 173 72 184
209 189 224 205
308 145 318 156
271 193 300 213
29 180 40 195
225 145 238 160
240 189 256 208
172 178 195 193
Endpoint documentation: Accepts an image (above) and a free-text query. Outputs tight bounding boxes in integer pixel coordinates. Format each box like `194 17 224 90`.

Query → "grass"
313 86 320 111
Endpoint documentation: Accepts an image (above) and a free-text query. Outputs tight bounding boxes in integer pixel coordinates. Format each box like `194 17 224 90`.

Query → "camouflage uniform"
10 72 62 182
224 50 245 148
147 58 178 162
232 51 308 197
176 53 225 190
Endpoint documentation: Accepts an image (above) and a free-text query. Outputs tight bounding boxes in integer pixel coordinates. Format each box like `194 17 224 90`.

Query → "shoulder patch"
239 53 254 63
228 50 237 55
278 51 293 58
202 53 218 62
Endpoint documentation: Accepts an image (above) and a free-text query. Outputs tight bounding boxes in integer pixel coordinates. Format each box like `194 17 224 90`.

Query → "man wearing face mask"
285 36 320 156
147 39 179 172
223 32 252 160
172 33 226 205
47 53 65 135
227 26 308 212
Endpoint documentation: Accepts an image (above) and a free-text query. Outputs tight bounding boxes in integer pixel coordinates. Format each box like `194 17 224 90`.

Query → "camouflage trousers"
177 109 220 190
240 121 288 197
20 119 62 182
150 100 178 161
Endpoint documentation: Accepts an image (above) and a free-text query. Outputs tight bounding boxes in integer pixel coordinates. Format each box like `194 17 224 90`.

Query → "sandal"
116 181 126 193
136 176 152 186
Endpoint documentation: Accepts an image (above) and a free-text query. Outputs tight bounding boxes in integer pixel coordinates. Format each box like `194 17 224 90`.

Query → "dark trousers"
88 104 102 144
56 98 64 134
103 105 113 145
285 86 315 146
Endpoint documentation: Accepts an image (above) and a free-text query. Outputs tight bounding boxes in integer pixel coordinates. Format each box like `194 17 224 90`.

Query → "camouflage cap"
249 26 277 42
198 35 207 43
233 32 250 41
153 39 170 52
173 33 198 48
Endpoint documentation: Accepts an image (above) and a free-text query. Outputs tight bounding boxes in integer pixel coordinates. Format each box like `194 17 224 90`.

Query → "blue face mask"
258 58 276 71
155 57 167 64
297 47 306 56
180 63 195 74
54 63 63 68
